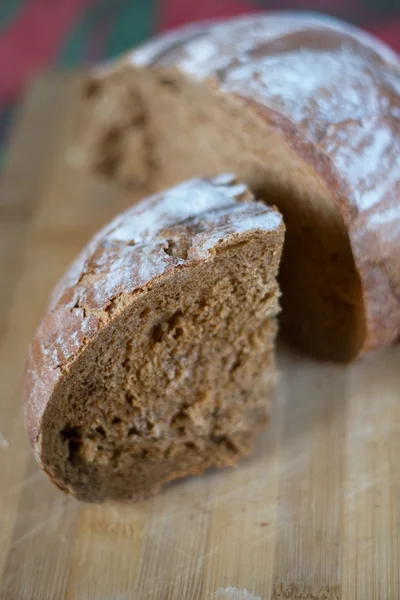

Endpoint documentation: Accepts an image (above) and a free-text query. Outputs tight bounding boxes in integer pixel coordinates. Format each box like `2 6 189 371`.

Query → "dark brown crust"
24 176 284 492
24 307 100 459
124 12 400 355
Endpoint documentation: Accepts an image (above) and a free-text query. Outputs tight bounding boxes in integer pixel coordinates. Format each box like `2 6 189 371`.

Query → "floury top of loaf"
50 175 281 312
129 12 400 228
80 12 400 361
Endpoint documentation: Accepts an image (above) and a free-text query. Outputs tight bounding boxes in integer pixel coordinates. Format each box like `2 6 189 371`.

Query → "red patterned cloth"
0 0 399 160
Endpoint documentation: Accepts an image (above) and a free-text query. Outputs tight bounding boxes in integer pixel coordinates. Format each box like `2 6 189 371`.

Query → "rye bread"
24 175 284 502
76 12 400 361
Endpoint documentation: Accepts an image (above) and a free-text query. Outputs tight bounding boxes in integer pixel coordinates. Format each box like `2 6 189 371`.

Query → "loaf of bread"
24 176 284 502
76 12 400 362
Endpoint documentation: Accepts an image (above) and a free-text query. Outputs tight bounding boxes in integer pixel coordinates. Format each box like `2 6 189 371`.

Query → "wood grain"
0 74 84 343
0 74 399 600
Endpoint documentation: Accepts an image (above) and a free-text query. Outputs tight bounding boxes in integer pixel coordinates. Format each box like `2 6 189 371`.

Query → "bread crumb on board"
0 432 10 449
213 587 262 600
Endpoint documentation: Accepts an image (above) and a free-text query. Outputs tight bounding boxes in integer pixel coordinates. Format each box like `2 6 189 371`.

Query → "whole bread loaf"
77 12 400 362
24 176 284 502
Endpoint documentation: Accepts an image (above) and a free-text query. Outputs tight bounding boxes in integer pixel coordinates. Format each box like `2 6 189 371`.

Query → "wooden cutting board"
0 74 399 600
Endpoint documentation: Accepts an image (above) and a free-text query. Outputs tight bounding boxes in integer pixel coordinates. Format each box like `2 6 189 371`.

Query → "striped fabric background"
0 0 399 164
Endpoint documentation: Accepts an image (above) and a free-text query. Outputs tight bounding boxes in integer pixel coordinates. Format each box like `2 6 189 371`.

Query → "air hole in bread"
84 79 101 99
130 113 146 128
139 307 150 318
158 76 180 91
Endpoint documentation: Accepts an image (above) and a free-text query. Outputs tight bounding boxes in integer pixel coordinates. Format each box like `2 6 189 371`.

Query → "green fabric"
57 0 107 67
57 0 155 67
105 0 156 58
0 0 25 33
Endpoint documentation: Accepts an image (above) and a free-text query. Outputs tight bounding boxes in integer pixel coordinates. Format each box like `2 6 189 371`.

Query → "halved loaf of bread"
25 176 284 502
75 12 400 362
